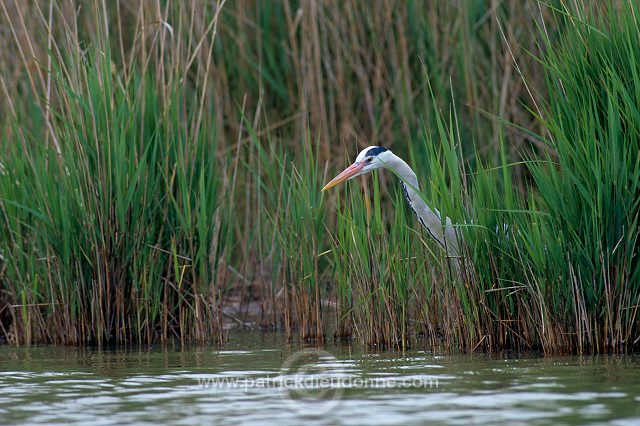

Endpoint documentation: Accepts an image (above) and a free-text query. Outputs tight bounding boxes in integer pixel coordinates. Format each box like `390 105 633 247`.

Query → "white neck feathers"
384 153 460 255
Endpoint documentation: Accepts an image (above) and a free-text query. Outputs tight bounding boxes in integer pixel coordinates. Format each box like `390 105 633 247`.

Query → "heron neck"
385 153 459 255
385 153 420 189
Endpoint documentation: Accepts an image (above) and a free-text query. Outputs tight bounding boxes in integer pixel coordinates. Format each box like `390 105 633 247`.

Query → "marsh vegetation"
0 0 638 353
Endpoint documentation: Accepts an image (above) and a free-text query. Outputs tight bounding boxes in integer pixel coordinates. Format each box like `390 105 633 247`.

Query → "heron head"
321 146 391 192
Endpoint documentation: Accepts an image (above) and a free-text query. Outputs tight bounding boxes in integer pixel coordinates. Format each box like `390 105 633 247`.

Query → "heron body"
322 146 460 256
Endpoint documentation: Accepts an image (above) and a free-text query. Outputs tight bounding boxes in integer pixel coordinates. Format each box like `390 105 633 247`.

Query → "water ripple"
0 338 639 425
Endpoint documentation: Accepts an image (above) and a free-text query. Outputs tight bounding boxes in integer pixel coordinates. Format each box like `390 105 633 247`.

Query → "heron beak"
321 162 365 192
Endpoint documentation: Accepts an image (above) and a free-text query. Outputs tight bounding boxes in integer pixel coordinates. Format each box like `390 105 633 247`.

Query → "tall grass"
529 2 640 352
0 2 232 344
1 59 232 344
0 1 638 353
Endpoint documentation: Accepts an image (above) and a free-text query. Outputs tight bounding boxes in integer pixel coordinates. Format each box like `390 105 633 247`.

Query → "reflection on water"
0 331 639 425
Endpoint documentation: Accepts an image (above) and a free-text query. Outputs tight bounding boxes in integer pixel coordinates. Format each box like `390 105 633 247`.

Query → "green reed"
0 1 638 353
0 47 231 344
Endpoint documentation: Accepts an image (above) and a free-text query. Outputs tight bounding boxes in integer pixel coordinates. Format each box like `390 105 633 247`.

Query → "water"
1 331 639 425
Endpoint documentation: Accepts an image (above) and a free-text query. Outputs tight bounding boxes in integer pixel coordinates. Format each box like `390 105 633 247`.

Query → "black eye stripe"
364 146 388 158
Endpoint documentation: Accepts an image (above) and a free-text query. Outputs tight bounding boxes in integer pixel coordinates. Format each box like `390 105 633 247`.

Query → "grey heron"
321 146 461 256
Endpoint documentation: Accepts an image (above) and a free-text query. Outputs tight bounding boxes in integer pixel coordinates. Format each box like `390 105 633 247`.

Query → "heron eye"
366 157 374 163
